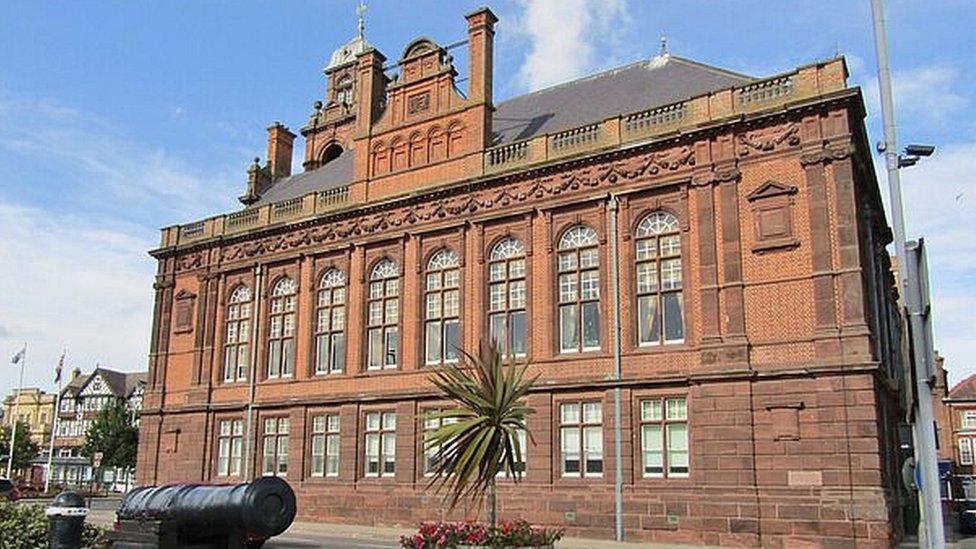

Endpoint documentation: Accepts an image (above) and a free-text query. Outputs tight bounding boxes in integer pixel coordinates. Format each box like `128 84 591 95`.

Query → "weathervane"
357 1 367 40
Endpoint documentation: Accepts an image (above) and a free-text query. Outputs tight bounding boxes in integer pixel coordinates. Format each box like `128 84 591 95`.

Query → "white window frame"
960 438 974 466
559 401 603 478
310 414 340 477
640 396 689 478
963 411 976 429
364 411 396 477
261 417 290 477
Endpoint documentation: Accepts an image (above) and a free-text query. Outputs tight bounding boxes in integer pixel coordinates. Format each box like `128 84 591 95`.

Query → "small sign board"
92 452 103 468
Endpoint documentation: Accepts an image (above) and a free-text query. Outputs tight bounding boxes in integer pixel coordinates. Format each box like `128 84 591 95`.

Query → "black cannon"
106 476 296 549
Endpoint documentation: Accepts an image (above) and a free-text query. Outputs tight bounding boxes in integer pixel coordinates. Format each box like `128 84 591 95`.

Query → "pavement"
25 499 976 548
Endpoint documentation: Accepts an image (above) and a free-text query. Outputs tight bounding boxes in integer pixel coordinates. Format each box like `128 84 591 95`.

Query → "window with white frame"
425 249 461 365
261 417 290 477
497 428 528 478
640 397 689 478
963 411 976 429
310 414 340 477
364 411 396 477
560 402 603 477
315 270 346 375
224 285 252 382
367 260 399 370
961 438 974 466
334 76 353 106
422 411 460 476
635 211 684 345
267 278 297 378
488 237 527 358
557 225 600 353
217 419 243 477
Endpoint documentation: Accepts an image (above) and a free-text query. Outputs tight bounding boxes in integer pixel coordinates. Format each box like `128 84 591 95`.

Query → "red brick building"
943 370 976 497
138 8 909 547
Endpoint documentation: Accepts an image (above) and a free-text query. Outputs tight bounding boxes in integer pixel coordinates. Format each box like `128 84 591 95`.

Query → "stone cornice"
152 86 864 266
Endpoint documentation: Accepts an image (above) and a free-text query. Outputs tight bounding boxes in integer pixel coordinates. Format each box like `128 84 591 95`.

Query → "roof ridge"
950 373 976 397
495 56 672 107
666 55 754 81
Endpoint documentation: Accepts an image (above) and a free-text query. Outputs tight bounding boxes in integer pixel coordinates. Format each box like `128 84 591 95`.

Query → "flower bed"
400 519 563 549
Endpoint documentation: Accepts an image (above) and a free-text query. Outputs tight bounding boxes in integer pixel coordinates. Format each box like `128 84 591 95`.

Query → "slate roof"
250 54 753 208
62 368 147 399
253 149 354 206
491 55 751 144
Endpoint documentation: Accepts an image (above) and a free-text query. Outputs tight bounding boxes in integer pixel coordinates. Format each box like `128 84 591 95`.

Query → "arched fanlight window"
488 237 527 357
557 225 600 353
315 269 346 375
367 259 399 370
635 211 684 345
223 285 252 383
424 249 461 365
267 277 297 378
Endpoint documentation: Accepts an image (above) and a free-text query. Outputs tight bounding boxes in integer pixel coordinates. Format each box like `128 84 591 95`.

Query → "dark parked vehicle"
0 478 20 501
961 499 976 535
106 476 296 548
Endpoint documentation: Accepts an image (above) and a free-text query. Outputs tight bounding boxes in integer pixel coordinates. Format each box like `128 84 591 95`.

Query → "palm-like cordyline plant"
424 342 536 527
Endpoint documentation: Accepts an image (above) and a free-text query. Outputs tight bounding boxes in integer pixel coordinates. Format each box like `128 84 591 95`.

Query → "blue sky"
0 1 973 398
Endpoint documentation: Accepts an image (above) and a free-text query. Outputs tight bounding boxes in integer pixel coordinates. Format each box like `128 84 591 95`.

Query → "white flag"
55 351 65 383
10 346 25 365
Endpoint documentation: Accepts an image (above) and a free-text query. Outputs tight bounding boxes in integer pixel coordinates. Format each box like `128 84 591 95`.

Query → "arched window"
425 249 461 365
267 277 297 378
488 237 527 357
321 143 343 166
334 76 353 106
367 259 399 370
635 211 684 345
315 269 346 375
557 225 600 353
223 285 252 383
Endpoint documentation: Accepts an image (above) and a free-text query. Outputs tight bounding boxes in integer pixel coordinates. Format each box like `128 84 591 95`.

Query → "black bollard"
46 491 89 549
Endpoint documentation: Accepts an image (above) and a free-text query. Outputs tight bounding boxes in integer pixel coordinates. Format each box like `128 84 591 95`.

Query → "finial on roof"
357 1 367 40
659 35 668 57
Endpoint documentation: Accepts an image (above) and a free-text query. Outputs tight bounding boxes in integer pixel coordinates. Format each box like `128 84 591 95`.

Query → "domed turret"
325 2 371 72
325 34 371 72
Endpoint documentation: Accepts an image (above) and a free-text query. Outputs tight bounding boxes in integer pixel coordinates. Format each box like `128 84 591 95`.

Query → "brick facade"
138 8 908 547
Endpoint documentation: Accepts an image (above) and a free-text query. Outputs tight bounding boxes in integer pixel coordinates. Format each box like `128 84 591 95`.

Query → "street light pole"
869 1 944 547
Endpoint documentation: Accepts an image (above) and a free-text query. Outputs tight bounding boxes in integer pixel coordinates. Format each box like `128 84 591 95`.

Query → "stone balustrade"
160 58 847 250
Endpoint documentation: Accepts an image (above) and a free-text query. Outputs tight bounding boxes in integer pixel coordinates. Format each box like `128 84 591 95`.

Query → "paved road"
266 533 397 548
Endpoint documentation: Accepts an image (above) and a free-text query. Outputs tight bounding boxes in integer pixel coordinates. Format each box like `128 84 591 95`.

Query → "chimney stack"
266 122 296 180
72 367 81 380
356 48 388 132
465 7 497 105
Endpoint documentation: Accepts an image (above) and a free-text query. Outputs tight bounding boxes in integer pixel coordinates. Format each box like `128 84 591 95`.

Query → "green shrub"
0 501 105 549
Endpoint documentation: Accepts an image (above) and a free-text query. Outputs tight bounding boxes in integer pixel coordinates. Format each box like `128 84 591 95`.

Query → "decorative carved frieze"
798 142 855 166
176 252 204 272
737 123 800 157
220 144 697 263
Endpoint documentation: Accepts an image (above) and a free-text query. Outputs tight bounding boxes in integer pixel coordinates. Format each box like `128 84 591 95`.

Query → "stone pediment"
747 180 798 202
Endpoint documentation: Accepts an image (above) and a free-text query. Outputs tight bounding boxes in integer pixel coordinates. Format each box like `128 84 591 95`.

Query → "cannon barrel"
116 476 296 540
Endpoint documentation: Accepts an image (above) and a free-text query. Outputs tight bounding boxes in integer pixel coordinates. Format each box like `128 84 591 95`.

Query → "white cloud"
897 142 976 385
513 0 632 91
0 96 239 222
0 94 242 398
0 201 156 397
858 63 967 124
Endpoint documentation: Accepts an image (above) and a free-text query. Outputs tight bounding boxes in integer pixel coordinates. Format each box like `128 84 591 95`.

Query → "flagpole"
6 343 26 479
45 350 64 493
